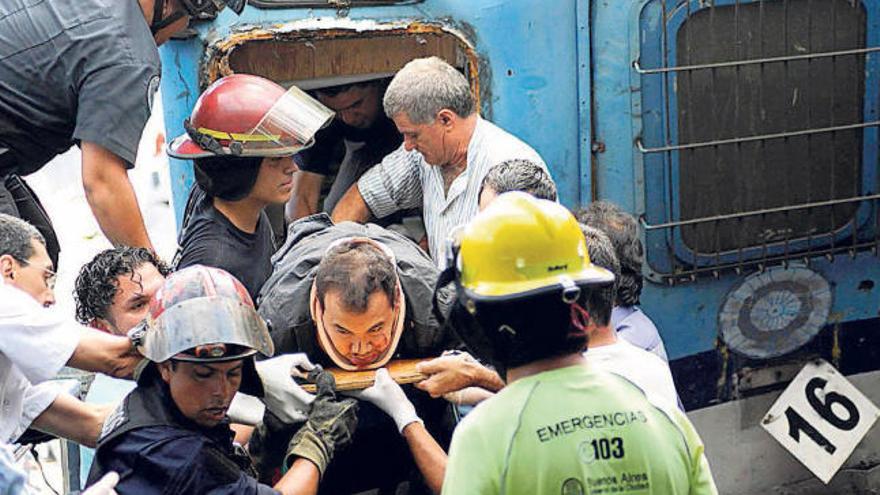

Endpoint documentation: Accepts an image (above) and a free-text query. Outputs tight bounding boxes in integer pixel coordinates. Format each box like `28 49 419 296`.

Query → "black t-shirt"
0 0 160 174
176 187 276 302
295 114 402 212
297 114 401 175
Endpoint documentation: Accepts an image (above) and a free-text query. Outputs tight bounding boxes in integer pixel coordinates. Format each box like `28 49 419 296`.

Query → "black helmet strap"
150 0 188 35
184 119 244 156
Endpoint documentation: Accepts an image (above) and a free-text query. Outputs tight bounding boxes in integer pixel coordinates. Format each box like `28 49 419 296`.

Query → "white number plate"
761 359 880 484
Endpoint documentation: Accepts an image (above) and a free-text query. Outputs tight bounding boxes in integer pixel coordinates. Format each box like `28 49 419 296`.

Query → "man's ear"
0 254 16 282
437 109 456 130
158 361 174 383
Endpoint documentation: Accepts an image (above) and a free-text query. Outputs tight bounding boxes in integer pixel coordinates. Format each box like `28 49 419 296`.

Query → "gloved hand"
348 368 422 433
83 471 119 495
227 392 266 426
255 353 316 423
285 366 358 478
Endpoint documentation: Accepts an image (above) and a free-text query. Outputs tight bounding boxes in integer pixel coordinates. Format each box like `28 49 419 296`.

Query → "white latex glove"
348 368 422 433
83 471 119 494
254 353 316 423
227 392 266 426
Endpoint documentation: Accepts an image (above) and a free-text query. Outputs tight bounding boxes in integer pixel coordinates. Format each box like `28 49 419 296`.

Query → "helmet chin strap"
150 0 187 35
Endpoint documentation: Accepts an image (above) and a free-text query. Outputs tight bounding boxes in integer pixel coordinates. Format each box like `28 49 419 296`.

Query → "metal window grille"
636 0 880 283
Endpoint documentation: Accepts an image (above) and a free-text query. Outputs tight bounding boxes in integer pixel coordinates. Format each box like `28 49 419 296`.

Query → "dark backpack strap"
3 175 60 269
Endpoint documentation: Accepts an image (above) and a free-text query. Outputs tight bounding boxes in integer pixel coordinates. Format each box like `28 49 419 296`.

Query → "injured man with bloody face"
310 237 407 370
251 213 460 494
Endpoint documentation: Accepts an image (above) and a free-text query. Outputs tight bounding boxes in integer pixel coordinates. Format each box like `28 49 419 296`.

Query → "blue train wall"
161 0 880 410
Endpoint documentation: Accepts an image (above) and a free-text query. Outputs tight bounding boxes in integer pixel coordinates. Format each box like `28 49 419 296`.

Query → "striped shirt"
357 116 546 266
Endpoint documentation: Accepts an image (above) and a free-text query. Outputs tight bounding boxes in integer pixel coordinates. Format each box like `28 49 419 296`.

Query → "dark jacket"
252 214 460 494
257 213 458 362
86 371 277 495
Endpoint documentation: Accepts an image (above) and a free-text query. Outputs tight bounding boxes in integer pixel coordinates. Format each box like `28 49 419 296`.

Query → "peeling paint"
199 18 483 109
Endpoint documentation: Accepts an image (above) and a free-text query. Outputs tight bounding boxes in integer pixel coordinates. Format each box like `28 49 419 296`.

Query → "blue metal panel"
637 0 880 271
159 38 202 228
592 0 880 360
591 0 640 213
576 0 592 206
161 1 584 209
643 251 880 359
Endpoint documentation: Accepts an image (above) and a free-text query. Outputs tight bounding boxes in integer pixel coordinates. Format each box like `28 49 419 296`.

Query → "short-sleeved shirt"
612 306 669 361
586 340 682 410
0 0 160 174
296 116 401 213
357 117 546 266
176 187 276 302
442 364 717 495
0 282 80 442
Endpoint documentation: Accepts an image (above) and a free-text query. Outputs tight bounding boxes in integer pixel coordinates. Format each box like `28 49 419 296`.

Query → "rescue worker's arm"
81 141 153 250
330 183 372 223
415 353 505 398
331 146 422 223
273 459 320 495
350 369 446 494
70 327 142 379
283 367 358 480
31 393 110 448
286 171 323 221
401 422 447 494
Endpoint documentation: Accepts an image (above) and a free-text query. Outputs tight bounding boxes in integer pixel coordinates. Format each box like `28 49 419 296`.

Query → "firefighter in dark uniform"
0 0 245 266
86 265 359 495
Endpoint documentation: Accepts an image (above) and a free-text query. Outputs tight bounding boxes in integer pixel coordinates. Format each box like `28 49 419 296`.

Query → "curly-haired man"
75 247 169 336
73 247 169 485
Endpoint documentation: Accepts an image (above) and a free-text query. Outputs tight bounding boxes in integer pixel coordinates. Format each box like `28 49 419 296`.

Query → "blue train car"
159 1 880 492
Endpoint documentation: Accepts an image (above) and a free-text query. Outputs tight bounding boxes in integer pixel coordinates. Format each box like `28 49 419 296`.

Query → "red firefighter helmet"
167 74 334 159
135 265 275 396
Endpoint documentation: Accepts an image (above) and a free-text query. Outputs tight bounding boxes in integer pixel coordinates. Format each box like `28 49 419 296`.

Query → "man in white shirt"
0 214 141 446
576 201 669 361
331 56 547 266
578 225 680 407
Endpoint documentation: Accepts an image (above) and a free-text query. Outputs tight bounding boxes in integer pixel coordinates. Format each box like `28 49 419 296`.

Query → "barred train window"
675 0 865 254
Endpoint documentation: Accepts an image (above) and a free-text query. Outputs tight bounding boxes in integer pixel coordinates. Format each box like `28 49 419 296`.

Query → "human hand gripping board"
298 358 430 393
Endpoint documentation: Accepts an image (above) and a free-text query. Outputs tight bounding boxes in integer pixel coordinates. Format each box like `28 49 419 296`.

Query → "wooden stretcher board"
300 358 429 393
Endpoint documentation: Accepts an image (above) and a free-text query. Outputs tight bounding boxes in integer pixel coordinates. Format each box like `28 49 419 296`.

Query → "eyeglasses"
17 258 57 290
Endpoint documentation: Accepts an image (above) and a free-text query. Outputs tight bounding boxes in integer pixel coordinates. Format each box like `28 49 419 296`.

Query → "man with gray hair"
576 200 669 361
332 56 548 266
478 158 557 210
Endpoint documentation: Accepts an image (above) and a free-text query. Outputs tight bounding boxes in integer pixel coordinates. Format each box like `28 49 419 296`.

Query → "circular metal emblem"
719 265 831 359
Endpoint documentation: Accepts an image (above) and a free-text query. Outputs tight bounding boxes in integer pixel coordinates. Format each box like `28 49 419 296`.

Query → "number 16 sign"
761 359 880 484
